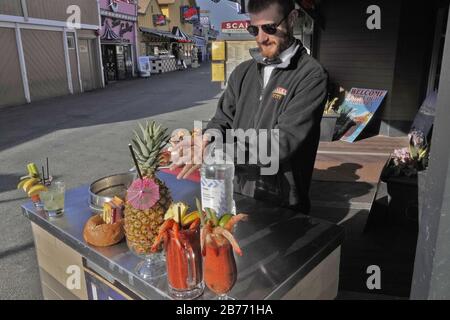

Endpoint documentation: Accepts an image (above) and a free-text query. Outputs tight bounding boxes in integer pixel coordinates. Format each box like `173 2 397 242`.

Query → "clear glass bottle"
200 146 235 218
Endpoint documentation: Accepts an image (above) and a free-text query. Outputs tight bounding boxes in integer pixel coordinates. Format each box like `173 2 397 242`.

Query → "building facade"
315 0 449 136
0 0 103 108
157 0 198 59
99 0 138 82
137 0 172 56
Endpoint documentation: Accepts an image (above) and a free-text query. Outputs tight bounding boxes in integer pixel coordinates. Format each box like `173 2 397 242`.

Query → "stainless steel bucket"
88 172 135 213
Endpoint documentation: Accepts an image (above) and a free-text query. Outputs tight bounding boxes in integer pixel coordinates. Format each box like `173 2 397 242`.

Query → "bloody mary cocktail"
203 239 237 296
164 227 204 299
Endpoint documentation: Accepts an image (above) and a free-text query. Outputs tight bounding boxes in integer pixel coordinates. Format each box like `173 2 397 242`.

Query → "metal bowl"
89 172 135 213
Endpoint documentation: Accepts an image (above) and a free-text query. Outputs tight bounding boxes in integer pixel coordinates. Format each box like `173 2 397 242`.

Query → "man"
172 0 328 214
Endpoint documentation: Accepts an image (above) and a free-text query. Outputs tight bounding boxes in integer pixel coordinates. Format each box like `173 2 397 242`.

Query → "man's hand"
169 133 210 179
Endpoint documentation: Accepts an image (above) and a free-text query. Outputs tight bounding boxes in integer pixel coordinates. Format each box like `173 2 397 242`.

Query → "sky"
196 0 253 40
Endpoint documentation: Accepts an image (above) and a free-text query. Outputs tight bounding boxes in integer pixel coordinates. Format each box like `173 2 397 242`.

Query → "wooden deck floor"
310 135 416 298
314 136 408 183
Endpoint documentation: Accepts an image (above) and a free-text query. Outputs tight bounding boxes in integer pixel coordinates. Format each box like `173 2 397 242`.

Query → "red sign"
153 14 166 26
221 20 250 33
181 6 200 22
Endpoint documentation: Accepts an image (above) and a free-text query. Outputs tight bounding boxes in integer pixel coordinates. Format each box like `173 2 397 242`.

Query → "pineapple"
124 121 173 255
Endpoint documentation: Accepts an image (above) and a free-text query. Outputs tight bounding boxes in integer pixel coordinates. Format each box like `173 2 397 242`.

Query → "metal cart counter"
22 172 344 300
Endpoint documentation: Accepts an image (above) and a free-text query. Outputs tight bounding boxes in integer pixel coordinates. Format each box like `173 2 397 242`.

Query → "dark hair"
248 0 295 18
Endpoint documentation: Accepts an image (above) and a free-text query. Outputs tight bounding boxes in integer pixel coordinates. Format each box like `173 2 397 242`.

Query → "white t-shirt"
263 43 300 88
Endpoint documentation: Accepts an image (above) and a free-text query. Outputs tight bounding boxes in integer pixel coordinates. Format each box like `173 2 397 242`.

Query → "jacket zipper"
254 68 280 129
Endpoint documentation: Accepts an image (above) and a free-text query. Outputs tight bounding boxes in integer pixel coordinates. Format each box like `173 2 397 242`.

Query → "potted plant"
320 97 340 141
380 130 430 226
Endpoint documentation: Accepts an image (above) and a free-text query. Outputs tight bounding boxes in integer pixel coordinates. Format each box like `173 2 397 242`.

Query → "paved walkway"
0 64 221 299
0 62 415 299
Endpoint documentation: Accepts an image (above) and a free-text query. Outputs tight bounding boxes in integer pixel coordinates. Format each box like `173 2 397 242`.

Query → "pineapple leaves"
130 121 170 173
133 131 150 158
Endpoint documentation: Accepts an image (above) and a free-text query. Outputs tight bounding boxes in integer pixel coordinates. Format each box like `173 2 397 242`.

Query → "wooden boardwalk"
314 136 408 183
310 136 416 298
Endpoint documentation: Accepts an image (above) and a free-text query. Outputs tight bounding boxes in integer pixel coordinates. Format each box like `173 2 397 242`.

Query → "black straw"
41 165 45 185
178 206 182 229
128 144 143 180
46 157 49 180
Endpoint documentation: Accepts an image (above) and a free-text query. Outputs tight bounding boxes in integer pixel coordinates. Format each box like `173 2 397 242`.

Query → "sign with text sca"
340 88 388 143
221 20 250 33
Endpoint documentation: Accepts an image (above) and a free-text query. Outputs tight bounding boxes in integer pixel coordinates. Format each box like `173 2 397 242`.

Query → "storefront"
172 26 194 66
0 0 103 108
99 0 138 83
138 26 197 73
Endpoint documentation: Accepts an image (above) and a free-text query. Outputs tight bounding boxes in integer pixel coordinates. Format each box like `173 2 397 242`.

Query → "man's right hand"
169 133 210 180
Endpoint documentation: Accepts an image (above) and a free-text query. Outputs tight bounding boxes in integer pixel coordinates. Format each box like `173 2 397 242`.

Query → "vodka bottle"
200 147 235 218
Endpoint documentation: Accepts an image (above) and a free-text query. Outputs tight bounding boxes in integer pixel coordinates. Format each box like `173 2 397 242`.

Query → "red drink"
203 240 237 295
164 227 204 299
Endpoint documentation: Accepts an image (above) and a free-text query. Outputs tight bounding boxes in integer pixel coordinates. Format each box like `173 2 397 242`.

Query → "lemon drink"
41 181 65 216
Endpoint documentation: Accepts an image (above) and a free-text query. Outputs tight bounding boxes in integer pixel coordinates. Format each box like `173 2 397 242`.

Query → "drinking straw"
178 206 182 229
41 165 46 185
46 157 49 180
128 144 143 180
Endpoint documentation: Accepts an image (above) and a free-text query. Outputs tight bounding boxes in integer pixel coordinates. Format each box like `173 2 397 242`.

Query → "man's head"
247 0 298 59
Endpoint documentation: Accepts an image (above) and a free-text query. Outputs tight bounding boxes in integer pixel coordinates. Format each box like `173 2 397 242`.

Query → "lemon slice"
182 211 200 226
28 184 48 197
23 178 39 193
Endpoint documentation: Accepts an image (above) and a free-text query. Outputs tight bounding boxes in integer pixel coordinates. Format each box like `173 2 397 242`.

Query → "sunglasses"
247 15 289 37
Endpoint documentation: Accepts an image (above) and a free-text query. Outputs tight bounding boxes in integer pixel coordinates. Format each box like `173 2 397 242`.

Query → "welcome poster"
340 88 388 143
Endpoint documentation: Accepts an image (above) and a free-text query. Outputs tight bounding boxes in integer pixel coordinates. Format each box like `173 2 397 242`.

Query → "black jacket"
206 39 328 213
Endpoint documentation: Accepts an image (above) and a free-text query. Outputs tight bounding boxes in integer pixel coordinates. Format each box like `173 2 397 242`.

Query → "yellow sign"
211 63 225 82
212 41 226 61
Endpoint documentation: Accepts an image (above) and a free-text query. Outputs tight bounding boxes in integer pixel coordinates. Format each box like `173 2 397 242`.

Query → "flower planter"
320 112 339 142
385 175 418 228
417 170 427 226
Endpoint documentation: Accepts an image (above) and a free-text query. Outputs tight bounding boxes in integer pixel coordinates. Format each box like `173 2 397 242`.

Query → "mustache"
258 40 275 46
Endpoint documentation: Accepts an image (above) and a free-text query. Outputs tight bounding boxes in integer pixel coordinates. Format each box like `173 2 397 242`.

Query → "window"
67 35 75 50
161 6 169 18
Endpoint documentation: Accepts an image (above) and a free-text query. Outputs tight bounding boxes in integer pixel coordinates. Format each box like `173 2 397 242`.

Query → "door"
116 45 126 80
123 45 133 79
78 39 96 91
103 45 117 82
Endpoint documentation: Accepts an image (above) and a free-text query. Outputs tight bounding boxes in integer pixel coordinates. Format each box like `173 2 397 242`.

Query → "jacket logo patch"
272 87 287 100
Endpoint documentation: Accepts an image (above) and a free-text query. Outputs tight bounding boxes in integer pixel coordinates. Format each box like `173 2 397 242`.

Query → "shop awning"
172 26 192 43
192 35 207 46
140 27 179 41
101 20 121 41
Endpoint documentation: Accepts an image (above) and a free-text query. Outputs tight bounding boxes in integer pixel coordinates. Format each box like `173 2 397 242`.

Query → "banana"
27 163 40 178
17 178 30 190
28 184 48 197
23 178 40 193
20 175 33 181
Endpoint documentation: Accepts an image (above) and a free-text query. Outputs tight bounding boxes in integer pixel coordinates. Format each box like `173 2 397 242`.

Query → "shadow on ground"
0 64 221 153
309 163 418 298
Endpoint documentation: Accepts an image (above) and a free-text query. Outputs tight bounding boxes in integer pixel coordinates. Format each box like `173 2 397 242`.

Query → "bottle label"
201 177 232 218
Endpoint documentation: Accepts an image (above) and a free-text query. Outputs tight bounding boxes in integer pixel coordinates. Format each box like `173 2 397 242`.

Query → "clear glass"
164 228 204 300
127 239 167 280
40 181 65 217
203 241 237 300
